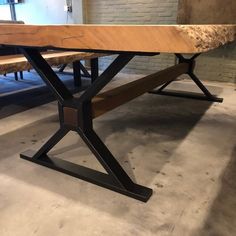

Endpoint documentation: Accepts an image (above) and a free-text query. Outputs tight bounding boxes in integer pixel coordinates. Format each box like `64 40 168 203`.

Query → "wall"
0 4 11 20
15 0 73 24
0 0 84 26
178 0 236 24
194 44 236 83
84 0 236 83
72 0 84 24
15 0 84 24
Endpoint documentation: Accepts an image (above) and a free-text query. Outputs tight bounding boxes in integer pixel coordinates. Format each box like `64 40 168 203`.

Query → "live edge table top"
0 24 235 54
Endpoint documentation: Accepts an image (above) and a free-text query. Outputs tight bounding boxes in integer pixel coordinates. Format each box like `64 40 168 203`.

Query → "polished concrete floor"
0 72 235 236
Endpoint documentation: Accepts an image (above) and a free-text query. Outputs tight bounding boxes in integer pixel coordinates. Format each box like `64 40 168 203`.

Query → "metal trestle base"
20 150 152 202
19 48 224 203
150 54 224 103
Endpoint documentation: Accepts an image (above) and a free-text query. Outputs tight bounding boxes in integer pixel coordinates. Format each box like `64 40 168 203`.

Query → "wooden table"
0 24 235 202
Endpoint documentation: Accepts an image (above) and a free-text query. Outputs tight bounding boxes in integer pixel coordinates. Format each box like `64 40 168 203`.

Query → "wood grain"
92 62 189 118
178 0 236 24
0 51 105 74
0 24 235 54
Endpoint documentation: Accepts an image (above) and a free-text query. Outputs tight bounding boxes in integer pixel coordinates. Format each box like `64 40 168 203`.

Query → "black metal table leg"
150 54 223 103
14 72 18 81
58 63 67 73
21 148 152 201
80 62 91 78
21 48 73 104
21 128 69 160
91 58 99 83
20 71 24 80
73 60 82 87
20 48 152 202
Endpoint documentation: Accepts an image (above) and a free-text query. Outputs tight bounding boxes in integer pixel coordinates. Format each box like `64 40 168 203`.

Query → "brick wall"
84 0 236 83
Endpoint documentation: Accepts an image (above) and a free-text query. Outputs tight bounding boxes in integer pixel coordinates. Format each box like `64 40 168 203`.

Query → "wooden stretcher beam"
92 62 189 118
0 24 235 54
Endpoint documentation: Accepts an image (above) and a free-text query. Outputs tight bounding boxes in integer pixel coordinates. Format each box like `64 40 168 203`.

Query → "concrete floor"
0 73 236 236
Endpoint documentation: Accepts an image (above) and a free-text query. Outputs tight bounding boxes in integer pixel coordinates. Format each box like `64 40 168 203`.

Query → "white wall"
72 0 84 24
0 0 84 25
0 4 11 20
15 0 73 24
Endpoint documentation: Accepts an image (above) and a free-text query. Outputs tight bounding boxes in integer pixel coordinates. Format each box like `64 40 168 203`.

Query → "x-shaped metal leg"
20 48 152 202
150 54 223 103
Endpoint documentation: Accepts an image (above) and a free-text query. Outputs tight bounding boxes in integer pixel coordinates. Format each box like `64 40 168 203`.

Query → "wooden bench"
0 20 105 85
0 20 24 80
0 50 105 86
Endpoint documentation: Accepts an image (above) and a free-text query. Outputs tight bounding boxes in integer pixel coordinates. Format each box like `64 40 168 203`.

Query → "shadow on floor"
0 87 216 208
194 146 236 236
0 79 228 232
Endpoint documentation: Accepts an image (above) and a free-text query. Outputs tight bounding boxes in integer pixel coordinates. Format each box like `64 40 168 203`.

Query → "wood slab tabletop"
0 24 235 54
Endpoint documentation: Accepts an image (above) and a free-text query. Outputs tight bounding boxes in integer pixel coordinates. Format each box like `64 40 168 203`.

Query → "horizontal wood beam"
0 24 235 53
92 62 189 118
